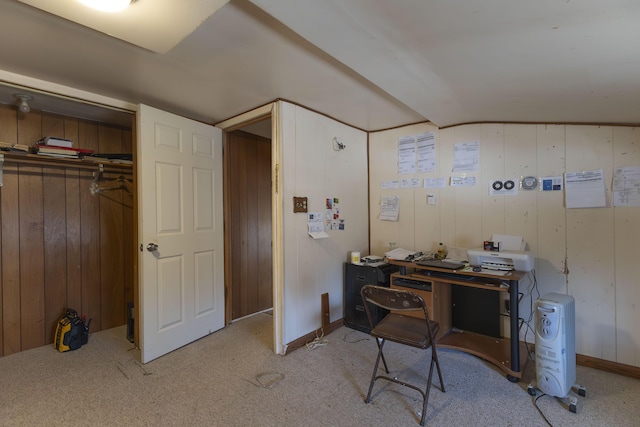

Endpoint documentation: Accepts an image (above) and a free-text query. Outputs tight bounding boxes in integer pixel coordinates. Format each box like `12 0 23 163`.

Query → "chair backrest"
361 285 430 323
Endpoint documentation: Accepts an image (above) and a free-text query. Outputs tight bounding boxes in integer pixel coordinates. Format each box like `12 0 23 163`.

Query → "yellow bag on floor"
54 309 90 352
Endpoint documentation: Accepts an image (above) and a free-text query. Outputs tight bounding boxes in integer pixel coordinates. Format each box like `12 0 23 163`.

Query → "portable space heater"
528 292 585 413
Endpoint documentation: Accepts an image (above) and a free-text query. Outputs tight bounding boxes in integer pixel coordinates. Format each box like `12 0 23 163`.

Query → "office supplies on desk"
385 247 423 261
416 259 466 270
362 255 384 264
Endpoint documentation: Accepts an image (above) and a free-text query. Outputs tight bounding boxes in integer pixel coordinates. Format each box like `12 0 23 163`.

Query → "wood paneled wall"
368 122 640 368
227 130 272 320
0 104 133 356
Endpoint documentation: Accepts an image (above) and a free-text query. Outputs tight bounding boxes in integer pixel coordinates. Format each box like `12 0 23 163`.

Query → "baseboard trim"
284 320 640 380
284 318 344 354
577 354 640 380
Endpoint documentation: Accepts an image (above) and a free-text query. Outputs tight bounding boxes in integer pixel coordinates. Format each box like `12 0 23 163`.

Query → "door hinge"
274 163 279 194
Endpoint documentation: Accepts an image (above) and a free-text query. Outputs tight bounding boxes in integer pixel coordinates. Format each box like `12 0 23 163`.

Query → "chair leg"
374 337 390 373
365 339 386 403
419 346 445 426
419 357 436 426
432 345 445 392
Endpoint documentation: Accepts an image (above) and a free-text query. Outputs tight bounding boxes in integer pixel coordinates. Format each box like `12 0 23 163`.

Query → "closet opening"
0 83 136 357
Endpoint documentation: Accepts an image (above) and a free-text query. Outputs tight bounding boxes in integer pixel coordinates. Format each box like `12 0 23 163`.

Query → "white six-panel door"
138 104 224 363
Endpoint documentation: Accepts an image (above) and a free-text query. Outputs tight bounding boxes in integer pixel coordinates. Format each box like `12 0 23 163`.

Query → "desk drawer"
344 291 387 333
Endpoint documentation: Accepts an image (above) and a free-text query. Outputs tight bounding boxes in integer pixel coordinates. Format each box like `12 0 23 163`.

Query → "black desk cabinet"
343 262 398 333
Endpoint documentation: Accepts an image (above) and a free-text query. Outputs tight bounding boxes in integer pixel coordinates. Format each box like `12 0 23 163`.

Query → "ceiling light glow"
78 0 133 13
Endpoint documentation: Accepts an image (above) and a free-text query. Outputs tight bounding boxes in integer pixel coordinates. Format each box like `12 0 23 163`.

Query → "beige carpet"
0 313 638 426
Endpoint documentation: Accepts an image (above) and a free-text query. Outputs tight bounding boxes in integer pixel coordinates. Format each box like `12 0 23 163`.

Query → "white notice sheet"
308 212 328 238
450 175 477 187
423 177 447 188
453 141 479 172
401 178 420 188
417 132 436 173
380 195 400 221
612 166 640 207
565 169 606 208
398 136 416 174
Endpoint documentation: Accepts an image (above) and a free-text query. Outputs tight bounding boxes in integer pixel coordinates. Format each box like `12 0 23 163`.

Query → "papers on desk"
385 247 421 261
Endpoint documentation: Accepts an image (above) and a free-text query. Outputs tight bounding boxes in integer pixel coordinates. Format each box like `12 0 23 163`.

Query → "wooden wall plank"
228 131 274 318
231 132 249 318
256 136 273 311
98 126 126 329
17 111 46 351
565 125 616 360
18 165 46 350
79 120 99 153
41 112 64 139
612 126 640 366
413 126 442 253
40 113 67 343
122 189 134 311
77 121 101 330
43 167 68 343
451 125 483 249
122 128 134 314
504 124 538 250
99 126 123 153
245 136 259 315
1 165 21 356
65 169 83 312
479 124 506 241
535 125 567 297
64 117 80 143
100 179 125 330
80 170 101 331
0 105 17 356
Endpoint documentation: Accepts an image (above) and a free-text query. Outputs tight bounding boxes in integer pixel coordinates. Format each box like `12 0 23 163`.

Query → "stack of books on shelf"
0 141 30 154
31 136 93 159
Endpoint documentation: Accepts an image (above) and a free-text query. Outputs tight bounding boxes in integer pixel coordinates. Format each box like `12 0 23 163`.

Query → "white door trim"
217 101 285 355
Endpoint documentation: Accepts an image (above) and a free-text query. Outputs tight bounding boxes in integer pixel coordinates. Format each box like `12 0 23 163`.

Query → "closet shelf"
1 152 133 174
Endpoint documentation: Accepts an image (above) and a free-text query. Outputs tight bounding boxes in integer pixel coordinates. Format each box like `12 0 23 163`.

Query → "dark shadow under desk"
387 259 529 382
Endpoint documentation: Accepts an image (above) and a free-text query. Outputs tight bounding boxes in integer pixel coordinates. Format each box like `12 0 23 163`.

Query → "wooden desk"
388 260 528 382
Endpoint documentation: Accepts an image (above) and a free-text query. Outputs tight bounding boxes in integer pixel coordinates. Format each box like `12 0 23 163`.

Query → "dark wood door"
227 130 272 320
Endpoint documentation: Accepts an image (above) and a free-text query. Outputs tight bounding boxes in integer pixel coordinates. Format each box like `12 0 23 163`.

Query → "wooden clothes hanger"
90 173 133 196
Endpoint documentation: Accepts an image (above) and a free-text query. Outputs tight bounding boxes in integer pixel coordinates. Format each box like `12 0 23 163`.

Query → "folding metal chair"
360 285 445 426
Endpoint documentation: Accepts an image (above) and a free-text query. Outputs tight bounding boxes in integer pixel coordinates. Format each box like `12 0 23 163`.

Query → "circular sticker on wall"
490 178 519 195
521 176 538 190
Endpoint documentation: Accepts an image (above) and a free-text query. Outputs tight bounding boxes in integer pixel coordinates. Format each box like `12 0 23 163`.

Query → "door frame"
216 102 284 355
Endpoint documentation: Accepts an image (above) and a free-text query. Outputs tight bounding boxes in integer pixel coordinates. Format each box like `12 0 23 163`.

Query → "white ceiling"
1 0 639 131
17 0 230 54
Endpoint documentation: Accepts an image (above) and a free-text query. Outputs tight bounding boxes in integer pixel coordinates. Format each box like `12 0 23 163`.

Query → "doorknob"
146 243 159 252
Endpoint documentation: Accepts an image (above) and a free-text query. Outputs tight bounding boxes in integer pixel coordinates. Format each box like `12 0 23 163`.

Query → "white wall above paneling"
369 122 640 367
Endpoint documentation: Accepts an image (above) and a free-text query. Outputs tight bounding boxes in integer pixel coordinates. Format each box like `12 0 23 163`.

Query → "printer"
466 234 534 272
467 248 534 272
